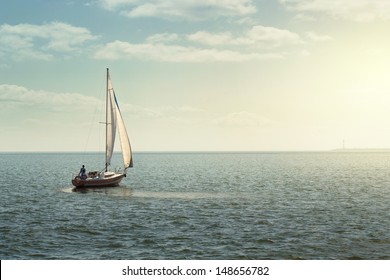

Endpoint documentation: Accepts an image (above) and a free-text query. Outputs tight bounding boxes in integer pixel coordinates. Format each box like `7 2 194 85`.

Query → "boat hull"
72 173 125 188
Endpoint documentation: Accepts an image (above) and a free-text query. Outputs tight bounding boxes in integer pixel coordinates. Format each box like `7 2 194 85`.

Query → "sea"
0 151 389 260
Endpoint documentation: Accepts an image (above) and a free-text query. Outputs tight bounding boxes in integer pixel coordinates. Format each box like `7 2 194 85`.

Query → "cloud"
0 22 99 61
94 40 283 62
94 25 303 62
187 31 234 46
213 111 276 127
305 31 332 42
98 0 136 10
117 102 163 118
99 0 256 20
187 26 302 48
0 84 100 110
146 33 179 43
292 13 316 21
280 0 390 22
178 106 205 113
0 84 205 122
246 25 302 47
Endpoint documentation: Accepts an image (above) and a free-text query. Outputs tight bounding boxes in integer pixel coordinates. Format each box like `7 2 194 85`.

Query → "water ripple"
0 152 389 259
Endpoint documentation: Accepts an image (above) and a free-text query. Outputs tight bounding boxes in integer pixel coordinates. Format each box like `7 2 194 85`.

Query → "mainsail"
105 70 117 169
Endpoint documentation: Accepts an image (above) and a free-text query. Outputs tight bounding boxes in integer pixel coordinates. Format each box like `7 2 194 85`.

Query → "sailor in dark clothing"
79 165 87 179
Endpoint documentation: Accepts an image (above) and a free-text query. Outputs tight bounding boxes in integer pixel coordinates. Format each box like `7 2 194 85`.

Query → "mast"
105 68 109 172
105 68 117 172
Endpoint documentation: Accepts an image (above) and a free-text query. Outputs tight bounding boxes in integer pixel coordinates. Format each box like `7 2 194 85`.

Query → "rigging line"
82 99 101 157
82 72 106 163
97 70 107 161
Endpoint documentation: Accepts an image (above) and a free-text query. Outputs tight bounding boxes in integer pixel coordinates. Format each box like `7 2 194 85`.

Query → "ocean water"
0 152 389 260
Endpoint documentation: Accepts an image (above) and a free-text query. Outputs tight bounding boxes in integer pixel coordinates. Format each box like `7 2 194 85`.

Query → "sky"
1 0 390 152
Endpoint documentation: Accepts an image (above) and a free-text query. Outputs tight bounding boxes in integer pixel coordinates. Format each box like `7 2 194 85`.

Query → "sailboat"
72 68 133 188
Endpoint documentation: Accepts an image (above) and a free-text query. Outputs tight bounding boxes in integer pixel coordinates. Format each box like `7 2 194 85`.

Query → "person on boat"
79 165 87 180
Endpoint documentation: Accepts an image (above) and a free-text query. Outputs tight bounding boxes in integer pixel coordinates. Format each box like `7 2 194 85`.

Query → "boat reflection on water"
71 185 134 198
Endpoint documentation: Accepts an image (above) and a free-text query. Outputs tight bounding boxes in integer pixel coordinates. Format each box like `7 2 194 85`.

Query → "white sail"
114 94 133 169
105 70 117 168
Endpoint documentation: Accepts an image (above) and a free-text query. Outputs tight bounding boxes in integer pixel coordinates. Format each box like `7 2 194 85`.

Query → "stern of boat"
71 176 84 187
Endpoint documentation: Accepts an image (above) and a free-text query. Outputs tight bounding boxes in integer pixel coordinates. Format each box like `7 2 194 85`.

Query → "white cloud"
247 25 302 47
305 31 332 42
99 0 138 10
0 84 100 110
94 40 283 62
280 0 390 21
0 22 99 61
0 84 205 122
214 111 276 127
187 26 302 48
117 102 163 118
178 106 205 113
293 13 316 21
146 33 179 43
99 0 256 20
97 25 304 63
187 31 234 46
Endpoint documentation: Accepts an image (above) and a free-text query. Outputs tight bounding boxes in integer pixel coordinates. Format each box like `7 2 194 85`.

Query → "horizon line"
3 148 390 153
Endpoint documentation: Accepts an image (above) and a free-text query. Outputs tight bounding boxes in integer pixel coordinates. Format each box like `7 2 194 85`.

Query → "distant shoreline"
330 148 390 153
